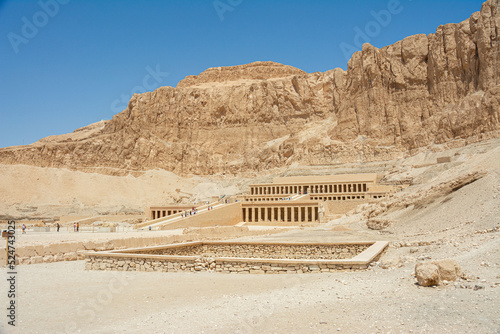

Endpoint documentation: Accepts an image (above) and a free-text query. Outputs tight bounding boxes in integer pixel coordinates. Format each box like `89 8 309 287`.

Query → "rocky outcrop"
0 1 498 176
415 259 462 286
329 0 500 149
177 61 306 88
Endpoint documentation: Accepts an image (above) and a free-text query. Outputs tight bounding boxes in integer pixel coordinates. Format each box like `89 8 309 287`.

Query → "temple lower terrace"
85 241 389 274
149 205 193 220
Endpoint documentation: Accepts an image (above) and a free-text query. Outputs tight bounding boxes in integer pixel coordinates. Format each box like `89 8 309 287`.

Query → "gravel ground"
0 248 498 334
0 140 499 334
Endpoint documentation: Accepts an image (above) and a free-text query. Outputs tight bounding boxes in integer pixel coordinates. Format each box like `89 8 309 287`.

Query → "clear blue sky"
0 0 484 148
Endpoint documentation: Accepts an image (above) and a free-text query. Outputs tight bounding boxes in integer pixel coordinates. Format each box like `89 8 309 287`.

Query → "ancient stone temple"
146 174 395 228
239 174 394 224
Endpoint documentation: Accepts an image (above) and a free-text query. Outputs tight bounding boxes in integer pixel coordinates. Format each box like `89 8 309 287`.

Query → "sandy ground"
0 139 499 333
0 230 498 334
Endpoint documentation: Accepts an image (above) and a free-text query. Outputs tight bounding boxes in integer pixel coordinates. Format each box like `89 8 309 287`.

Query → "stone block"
43 255 54 263
415 262 440 286
31 256 43 264
64 252 78 261
250 270 265 274
16 247 37 258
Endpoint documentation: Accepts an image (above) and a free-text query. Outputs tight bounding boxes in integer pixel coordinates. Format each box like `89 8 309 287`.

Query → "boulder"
415 259 462 286
432 259 462 281
415 262 441 286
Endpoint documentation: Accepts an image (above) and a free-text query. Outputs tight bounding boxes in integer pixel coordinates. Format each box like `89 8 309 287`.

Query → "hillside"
0 1 498 177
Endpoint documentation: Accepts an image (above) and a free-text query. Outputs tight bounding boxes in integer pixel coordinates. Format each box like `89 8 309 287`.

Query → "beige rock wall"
0 1 498 176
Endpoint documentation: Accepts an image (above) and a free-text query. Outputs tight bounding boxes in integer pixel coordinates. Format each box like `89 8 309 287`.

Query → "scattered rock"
415 262 441 287
415 259 462 287
432 259 462 282
367 218 394 230
380 258 402 269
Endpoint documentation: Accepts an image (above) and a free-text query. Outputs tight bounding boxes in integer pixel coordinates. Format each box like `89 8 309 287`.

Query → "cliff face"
0 1 498 176
329 0 500 149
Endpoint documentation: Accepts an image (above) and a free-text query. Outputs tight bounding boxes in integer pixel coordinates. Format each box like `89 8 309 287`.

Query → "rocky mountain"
0 0 498 176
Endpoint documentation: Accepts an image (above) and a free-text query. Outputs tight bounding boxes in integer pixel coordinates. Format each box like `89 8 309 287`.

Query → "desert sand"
0 138 498 334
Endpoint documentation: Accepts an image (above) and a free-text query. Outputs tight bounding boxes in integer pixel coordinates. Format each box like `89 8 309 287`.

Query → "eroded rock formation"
0 1 498 176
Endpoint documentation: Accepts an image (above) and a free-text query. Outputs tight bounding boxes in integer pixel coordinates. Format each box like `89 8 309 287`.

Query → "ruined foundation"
85 241 388 274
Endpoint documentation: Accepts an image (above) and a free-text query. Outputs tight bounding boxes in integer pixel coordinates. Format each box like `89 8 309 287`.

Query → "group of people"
180 204 218 218
181 208 197 218
21 222 62 234
73 222 80 232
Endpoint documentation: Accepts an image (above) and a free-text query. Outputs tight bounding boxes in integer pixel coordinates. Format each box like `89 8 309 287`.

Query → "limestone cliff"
0 0 498 176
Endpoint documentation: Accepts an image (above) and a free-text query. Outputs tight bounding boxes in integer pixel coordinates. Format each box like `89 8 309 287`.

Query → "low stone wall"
85 256 369 273
6 227 284 265
85 241 388 274
132 243 369 260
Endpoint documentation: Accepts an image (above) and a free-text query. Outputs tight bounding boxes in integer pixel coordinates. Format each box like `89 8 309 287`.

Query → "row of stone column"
242 206 318 223
151 210 180 220
250 185 301 195
250 183 368 195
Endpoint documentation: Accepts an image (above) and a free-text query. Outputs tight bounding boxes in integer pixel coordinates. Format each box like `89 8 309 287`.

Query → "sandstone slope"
0 1 498 176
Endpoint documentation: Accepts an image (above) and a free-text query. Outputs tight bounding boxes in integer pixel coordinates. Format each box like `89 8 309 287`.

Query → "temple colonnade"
241 204 319 223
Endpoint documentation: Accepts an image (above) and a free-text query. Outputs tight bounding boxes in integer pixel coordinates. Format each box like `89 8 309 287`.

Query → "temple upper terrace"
246 174 393 200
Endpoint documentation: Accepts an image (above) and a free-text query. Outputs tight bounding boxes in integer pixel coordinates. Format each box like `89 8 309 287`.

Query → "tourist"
56 223 60 232
22 224 26 234
73 223 76 232
77 222 80 232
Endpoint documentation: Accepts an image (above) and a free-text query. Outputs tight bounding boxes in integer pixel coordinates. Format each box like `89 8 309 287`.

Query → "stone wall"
323 199 368 215
133 243 368 260
85 256 370 274
159 202 243 230
6 227 281 265
84 241 389 274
